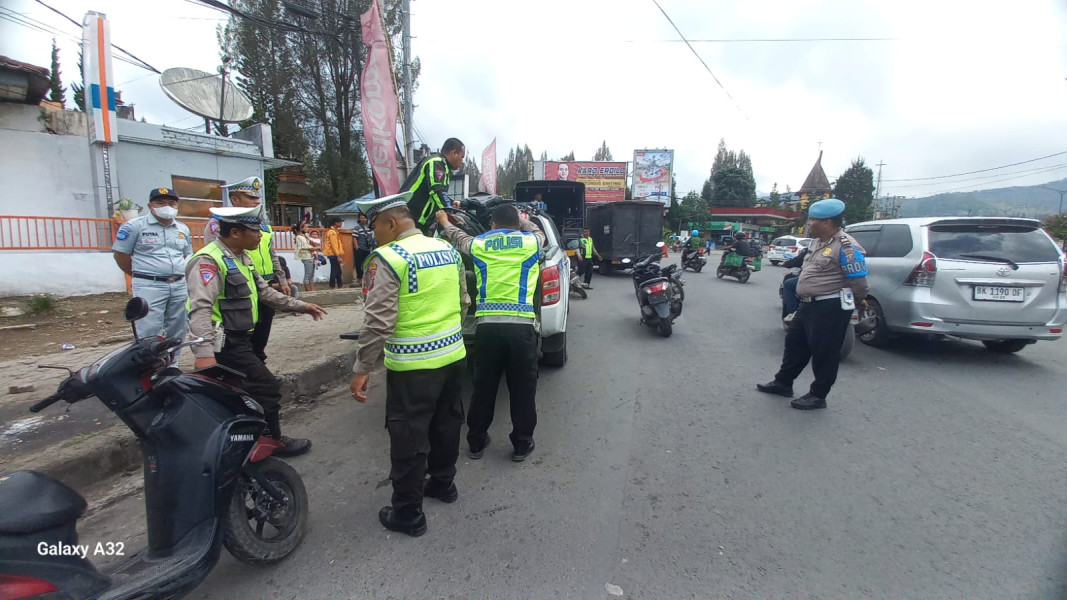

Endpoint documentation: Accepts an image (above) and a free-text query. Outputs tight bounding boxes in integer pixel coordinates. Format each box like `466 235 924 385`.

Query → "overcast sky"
4 0 1067 200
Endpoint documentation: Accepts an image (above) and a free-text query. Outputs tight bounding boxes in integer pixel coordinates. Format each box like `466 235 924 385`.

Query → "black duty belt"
133 273 184 283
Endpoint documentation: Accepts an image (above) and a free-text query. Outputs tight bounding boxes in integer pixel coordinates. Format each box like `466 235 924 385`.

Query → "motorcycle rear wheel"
715 266 725 279
658 318 673 337
738 270 751 283
223 457 309 565
572 285 587 299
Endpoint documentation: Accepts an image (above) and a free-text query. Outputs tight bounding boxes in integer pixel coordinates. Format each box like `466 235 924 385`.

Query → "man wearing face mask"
203 176 290 363
400 138 466 235
112 187 192 366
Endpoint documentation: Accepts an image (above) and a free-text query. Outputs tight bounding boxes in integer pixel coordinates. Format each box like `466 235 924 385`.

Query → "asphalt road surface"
80 257 1067 599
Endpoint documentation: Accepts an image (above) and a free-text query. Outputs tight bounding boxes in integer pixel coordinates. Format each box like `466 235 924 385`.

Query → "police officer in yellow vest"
349 193 468 538
188 206 327 457
203 176 290 363
576 227 602 289
401 138 466 234
436 204 545 463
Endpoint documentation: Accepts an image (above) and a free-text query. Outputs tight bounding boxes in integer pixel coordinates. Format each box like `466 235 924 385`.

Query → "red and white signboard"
479 138 497 194
543 161 627 202
360 0 400 196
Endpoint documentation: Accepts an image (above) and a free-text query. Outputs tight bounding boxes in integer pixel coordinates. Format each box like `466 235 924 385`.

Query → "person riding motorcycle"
681 229 703 264
721 231 754 264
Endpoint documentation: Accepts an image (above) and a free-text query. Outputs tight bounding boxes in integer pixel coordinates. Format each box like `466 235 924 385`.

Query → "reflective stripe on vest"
373 235 466 371
187 242 259 330
580 237 593 259
249 224 274 277
469 229 540 320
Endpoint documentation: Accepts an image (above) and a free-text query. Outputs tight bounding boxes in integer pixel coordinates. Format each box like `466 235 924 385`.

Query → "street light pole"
1037 186 1067 215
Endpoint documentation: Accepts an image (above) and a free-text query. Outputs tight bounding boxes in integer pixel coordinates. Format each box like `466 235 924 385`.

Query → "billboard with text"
544 161 627 202
632 149 674 206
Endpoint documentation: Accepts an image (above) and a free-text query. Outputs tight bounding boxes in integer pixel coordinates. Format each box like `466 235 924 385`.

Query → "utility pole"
401 0 414 172
874 161 886 216
1037 186 1067 215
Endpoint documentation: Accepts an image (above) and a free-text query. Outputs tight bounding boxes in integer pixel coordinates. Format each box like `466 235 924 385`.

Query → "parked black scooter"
623 242 685 337
0 298 308 600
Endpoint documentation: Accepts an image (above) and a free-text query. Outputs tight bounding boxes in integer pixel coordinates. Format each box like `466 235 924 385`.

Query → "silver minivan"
845 217 1066 353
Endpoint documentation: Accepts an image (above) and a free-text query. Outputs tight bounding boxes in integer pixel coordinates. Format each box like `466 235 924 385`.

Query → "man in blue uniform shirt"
112 187 192 363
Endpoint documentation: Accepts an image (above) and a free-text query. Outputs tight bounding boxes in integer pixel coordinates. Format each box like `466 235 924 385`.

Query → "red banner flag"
480 138 497 194
360 0 400 196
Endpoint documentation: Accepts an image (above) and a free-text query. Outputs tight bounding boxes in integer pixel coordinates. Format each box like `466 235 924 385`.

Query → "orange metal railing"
0 215 121 250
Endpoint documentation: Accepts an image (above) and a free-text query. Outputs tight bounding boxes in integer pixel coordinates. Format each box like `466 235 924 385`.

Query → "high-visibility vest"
579 237 594 259
373 234 466 371
469 229 541 320
248 223 275 279
187 241 259 331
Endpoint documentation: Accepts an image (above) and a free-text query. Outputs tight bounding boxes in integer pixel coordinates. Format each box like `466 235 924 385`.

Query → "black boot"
756 380 794 397
264 411 312 457
423 479 459 503
379 505 427 537
790 393 827 410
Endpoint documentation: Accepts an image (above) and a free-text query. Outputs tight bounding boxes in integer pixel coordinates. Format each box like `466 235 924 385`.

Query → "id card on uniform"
840 288 856 311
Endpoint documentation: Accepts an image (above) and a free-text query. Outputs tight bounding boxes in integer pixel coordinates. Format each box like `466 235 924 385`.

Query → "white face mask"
152 206 179 220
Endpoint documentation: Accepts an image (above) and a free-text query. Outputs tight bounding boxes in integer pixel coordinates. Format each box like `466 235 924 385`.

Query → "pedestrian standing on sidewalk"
349 193 468 538
576 227 602 289
352 212 376 281
293 222 316 292
204 176 290 363
323 216 345 289
756 199 869 410
437 204 544 462
112 187 192 369
188 206 327 456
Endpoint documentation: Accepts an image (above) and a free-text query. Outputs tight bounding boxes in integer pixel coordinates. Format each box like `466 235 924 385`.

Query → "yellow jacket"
323 227 343 257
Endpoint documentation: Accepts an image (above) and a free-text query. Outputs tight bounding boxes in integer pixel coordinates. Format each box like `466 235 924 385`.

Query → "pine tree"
560 151 576 161
834 158 876 224
70 48 85 111
593 140 613 161
48 39 66 107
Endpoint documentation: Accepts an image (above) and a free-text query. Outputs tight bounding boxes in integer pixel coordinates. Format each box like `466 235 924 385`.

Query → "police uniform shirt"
186 241 307 359
112 214 192 276
352 229 470 375
795 230 870 300
203 217 288 287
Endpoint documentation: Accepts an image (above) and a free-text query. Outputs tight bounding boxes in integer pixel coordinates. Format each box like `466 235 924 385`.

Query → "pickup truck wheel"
540 332 567 367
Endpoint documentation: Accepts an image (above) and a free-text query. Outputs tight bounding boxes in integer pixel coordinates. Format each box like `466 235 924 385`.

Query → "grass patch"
25 294 58 315
59 431 103 449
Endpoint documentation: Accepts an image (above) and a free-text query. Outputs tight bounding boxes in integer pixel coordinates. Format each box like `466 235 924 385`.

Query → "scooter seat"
0 470 86 534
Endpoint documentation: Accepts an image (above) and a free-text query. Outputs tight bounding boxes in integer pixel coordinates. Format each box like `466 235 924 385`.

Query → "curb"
19 348 360 492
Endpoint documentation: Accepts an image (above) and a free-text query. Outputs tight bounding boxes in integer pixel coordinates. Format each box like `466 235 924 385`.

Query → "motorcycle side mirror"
656 241 665 248
621 258 631 264
124 297 149 339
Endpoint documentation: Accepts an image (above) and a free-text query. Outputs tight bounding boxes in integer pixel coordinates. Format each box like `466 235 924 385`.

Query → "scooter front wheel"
715 266 725 279
223 457 309 565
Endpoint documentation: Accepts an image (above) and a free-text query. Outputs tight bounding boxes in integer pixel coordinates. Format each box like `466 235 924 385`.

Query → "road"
79 256 1067 599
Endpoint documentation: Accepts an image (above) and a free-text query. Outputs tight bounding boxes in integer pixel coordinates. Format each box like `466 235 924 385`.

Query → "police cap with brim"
221 176 262 198
210 206 263 231
808 198 846 219
355 191 414 225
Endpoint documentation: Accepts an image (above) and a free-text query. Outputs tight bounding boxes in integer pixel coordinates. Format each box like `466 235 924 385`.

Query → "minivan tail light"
787 246 798 253
0 574 59 600
542 265 561 306
904 251 937 287
1059 259 1066 294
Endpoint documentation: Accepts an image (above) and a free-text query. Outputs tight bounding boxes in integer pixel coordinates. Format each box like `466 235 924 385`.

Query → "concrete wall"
0 104 95 218
0 251 126 296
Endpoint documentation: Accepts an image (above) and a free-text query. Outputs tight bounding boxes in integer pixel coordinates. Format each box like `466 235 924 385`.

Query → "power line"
898 163 1067 197
32 0 162 73
888 162 1067 189
649 0 746 119
627 37 902 43
884 149 1067 182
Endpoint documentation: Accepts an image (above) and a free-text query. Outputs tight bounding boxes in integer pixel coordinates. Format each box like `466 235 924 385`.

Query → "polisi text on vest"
483 236 525 252
414 250 458 269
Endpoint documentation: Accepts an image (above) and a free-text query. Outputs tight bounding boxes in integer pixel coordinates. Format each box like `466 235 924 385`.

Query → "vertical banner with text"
360 0 400 196
480 138 497 194
632 149 674 206
543 161 627 201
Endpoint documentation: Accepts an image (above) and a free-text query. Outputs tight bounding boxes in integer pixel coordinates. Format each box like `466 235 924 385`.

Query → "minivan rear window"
927 224 1060 263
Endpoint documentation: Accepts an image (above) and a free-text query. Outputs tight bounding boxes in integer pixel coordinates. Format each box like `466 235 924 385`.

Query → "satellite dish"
159 67 253 123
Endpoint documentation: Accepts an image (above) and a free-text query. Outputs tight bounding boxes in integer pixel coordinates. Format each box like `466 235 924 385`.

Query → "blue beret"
809 198 845 219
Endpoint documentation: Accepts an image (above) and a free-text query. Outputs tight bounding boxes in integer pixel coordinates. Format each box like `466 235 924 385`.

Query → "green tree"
70 48 85 111
464 156 481 192
769 182 781 205
560 151 576 161
48 39 66 107
1043 214 1067 250
593 140 613 161
834 158 876 224
700 178 713 204
540 150 548 161
707 138 756 207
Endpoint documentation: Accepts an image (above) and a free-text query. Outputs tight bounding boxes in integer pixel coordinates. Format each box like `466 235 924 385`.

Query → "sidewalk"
0 289 366 490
